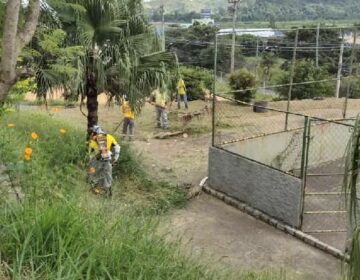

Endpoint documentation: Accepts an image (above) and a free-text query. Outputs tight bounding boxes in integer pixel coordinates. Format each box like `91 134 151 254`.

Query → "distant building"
191 18 215 26
218 28 284 38
200 8 212 19
179 23 192 29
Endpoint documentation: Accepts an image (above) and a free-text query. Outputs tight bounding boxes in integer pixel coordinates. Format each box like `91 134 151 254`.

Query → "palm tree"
44 0 176 132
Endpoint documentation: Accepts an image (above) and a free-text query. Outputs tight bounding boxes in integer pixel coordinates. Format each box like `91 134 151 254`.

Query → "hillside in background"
143 0 225 13
144 0 360 21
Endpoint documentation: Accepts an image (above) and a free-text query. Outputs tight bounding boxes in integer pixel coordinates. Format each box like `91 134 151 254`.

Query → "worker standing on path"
176 78 188 109
151 86 170 129
121 96 135 141
88 125 120 196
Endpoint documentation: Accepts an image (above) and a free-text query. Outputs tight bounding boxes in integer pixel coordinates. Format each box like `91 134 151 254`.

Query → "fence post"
212 34 218 147
300 116 311 229
285 29 299 131
343 29 357 118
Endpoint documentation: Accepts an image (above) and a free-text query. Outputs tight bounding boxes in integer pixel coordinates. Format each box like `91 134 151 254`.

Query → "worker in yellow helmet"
88 125 120 196
176 78 188 109
121 95 135 141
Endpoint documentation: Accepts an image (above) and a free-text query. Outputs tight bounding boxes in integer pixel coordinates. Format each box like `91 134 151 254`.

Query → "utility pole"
335 29 345 98
343 29 357 118
315 23 320 68
285 29 299 131
160 5 165 51
229 0 240 73
255 36 259 80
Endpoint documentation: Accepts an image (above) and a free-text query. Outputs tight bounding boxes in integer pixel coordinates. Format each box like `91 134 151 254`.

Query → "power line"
216 75 357 95
216 26 359 34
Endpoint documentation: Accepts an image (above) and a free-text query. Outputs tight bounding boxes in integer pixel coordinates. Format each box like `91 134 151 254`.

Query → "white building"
218 28 284 38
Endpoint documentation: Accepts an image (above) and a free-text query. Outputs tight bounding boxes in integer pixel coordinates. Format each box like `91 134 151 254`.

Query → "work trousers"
122 117 134 140
156 106 168 129
88 157 113 190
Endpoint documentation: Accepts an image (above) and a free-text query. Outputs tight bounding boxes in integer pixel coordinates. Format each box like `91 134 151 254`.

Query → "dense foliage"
167 23 244 72
275 59 334 100
177 66 212 100
229 68 256 102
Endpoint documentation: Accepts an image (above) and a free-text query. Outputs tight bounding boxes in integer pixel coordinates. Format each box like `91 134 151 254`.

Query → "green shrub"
0 78 36 116
340 78 360 99
275 59 334 100
178 66 212 100
229 68 256 102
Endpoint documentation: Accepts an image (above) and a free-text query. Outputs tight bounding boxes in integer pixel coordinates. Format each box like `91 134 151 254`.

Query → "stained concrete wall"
208 147 302 227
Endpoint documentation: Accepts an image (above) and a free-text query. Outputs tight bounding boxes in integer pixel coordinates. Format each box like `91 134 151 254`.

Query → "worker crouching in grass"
88 125 120 196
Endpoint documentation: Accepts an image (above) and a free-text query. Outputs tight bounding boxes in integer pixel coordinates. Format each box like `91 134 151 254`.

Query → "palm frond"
348 228 360 279
343 115 360 225
343 115 360 280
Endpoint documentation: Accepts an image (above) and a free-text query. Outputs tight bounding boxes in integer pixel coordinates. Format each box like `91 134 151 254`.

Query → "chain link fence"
212 93 355 251
213 94 307 176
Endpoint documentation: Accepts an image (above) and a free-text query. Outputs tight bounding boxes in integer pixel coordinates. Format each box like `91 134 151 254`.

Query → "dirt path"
131 135 209 186
168 194 341 280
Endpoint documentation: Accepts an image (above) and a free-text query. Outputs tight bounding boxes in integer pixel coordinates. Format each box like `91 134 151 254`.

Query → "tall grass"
0 200 228 279
0 112 185 212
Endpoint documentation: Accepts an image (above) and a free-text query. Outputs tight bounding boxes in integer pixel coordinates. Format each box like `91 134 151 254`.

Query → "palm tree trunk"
86 71 98 131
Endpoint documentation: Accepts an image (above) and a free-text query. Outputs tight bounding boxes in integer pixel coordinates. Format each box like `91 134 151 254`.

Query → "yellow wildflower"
31 132 38 140
7 123 14 128
24 147 33 156
24 154 31 161
59 128 66 134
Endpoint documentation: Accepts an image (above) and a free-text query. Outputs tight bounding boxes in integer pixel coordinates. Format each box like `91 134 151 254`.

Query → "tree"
268 14 276 29
0 0 41 102
26 27 84 106
44 0 176 131
279 27 343 74
229 68 256 102
176 66 212 101
260 52 276 87
167 24 244 73
275 59 334 100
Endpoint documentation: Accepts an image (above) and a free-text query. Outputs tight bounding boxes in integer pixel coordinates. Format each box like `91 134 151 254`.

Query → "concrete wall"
208 147 303 227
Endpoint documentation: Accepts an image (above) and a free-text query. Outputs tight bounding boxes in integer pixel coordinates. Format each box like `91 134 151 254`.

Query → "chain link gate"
301 119 353 250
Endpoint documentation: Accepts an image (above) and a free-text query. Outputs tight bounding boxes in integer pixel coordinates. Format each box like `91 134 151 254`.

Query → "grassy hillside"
144 0 224 13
